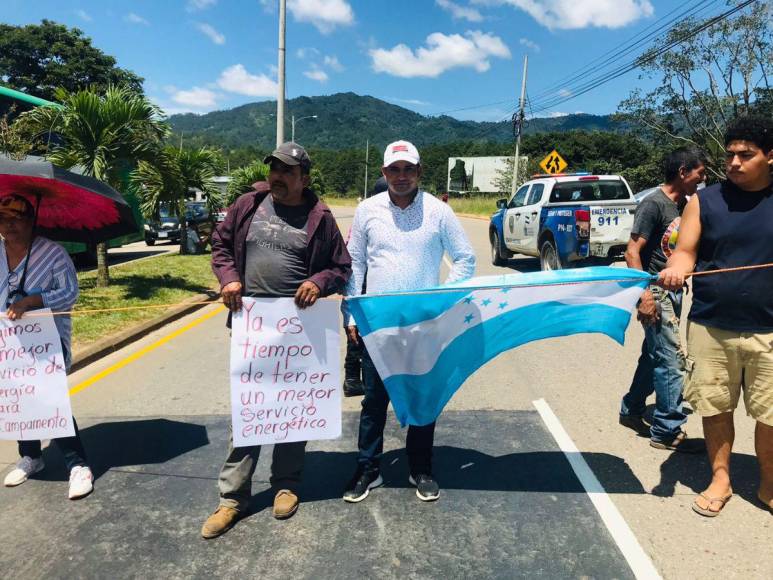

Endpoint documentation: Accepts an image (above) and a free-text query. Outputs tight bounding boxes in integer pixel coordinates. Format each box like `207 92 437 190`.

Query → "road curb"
70 291 220 372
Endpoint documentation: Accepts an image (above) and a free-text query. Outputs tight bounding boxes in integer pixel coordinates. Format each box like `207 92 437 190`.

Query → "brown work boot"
273 489 299 519
201 506 241 539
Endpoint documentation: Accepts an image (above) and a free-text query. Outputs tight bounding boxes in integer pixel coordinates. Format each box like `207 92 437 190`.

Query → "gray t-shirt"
631 188 684 275
244 195 310 297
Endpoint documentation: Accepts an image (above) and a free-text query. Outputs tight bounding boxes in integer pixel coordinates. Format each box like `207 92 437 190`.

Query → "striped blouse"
0 236 79 367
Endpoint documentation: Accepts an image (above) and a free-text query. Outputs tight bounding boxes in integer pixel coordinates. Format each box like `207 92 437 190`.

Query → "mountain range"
168 92 619 151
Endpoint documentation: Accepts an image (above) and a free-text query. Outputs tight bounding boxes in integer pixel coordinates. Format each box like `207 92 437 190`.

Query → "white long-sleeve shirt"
344 191 476 325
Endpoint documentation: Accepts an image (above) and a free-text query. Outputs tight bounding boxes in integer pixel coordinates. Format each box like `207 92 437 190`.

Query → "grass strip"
323 195 499 216
72 253 218 348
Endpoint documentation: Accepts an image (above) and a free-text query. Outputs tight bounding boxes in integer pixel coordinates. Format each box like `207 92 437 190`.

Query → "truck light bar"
530 172 592 178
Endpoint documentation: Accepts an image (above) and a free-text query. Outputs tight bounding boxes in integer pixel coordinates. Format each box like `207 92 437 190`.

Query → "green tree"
309 167 327 197
618 1 771 180
225 160 269 205
132 146 224 253
21 86 167 286
0 107 34 160
0 20 143 103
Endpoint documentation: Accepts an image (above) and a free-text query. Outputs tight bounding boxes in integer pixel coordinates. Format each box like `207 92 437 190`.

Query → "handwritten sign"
230 297 341 447
0 310 74 441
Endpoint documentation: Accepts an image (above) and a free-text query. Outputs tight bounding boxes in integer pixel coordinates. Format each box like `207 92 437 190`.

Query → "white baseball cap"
383 140 420 167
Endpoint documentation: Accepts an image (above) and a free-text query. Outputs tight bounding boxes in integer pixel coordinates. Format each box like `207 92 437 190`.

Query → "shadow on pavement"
504 256 541 273
654 449 762 507
244 446 647 515
38 418 210 481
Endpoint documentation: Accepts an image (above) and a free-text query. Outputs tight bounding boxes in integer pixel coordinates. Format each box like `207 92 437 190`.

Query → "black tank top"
689 181 773 332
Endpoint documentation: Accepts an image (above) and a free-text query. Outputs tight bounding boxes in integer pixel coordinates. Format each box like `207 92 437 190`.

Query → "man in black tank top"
660 116 773 517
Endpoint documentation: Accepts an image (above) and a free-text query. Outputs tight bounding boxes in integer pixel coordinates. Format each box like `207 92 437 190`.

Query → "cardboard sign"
230 297 341 447
0 310 75 441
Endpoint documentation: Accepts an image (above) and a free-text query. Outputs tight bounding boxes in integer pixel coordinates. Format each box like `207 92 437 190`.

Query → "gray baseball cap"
264 142 311 169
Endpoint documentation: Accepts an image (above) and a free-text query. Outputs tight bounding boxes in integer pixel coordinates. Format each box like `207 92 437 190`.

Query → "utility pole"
363 139 369 198
510 55 528 196
276 0 286 147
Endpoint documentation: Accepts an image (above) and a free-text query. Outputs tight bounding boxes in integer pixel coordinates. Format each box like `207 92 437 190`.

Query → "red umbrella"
0 158 139 243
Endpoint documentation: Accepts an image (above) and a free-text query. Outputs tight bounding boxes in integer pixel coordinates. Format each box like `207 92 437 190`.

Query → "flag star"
462 296 474 304
481 298 492 307
464 314 474 324
501 287 511 294
498 302 508 310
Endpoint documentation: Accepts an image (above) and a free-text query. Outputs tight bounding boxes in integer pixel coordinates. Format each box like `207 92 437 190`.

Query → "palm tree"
225 160 269 206
21 85 168 286
131 146 224 253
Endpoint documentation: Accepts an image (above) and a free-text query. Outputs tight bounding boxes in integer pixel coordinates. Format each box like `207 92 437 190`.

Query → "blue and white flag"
346 267 652 426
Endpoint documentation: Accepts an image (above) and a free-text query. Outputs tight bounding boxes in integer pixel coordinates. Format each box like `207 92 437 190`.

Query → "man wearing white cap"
342 140 476 503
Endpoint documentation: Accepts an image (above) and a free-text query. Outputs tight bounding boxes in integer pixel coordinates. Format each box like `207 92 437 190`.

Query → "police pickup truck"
489 173 636 270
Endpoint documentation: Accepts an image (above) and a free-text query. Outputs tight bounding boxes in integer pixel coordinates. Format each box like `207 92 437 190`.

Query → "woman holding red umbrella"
0 194 94 500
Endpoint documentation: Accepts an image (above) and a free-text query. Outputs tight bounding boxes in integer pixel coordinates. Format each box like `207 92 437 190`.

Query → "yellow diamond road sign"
540 150 568 175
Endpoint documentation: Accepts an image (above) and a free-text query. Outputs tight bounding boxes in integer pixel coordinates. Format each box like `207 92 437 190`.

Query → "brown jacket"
211 187 351 300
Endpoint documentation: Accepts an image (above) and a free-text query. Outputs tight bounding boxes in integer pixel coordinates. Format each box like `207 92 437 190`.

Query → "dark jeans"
17 417 88 472
357 348 435 476
620 287 687 441
344 334 363 381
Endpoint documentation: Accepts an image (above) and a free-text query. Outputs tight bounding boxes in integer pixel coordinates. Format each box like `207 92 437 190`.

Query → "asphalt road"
1 209 770 579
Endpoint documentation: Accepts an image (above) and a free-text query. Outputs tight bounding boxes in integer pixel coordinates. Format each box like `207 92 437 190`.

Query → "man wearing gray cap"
203 142 352 538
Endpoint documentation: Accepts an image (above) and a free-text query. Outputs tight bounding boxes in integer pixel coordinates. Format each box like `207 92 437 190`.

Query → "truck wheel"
491 231 510 266
145 237 156 246
540 239 562 271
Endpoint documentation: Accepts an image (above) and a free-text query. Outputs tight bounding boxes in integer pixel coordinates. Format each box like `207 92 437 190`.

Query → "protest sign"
0 309 74 441
230 297 341 447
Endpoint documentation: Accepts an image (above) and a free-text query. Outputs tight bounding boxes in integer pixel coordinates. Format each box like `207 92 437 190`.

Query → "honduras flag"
346 267 652 426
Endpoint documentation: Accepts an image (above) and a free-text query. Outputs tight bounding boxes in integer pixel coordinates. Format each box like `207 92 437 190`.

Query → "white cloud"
195 22 225 45
259 0 276 13
187 0 217 11
125 13 150 26
387 97 432 107
296 47 320 59
472 0 654 30
436 0 484 22
323 55 344 72
288 0 354 34
371 31 510 78
217 64 278 97
548 111 569 117
172 87 218 108
304 69 329 83
519 37 540 52
558 88 572 97
75 9 92 22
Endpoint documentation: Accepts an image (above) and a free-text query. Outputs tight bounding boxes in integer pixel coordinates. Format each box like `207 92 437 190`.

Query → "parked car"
634 186 660 204
489 173 637 270
144 214 181 246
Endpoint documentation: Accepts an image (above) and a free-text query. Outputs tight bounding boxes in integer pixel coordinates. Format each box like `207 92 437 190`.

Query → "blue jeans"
620 287 687 441
357 348 435 476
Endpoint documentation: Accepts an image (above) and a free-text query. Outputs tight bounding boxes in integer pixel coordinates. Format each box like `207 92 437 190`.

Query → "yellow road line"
69 305 226 397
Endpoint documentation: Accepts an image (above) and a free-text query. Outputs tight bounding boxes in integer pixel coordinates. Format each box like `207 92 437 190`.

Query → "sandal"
757 493 773 514
692 491 732 517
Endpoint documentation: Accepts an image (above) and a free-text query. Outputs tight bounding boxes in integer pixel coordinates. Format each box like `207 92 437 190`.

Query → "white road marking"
533 398 661 580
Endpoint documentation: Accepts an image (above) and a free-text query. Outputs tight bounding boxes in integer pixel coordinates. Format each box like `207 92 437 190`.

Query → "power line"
529 0 758 115
530 0 720 102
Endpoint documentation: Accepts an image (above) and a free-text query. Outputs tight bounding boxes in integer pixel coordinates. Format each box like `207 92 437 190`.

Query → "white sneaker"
68 466 94 500
4 456 45 487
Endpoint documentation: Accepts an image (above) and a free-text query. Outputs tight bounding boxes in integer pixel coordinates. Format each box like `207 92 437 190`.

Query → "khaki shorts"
684 321 773 426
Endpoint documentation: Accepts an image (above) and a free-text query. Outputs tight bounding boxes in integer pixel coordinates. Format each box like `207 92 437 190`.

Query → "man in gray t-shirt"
619 148 706 453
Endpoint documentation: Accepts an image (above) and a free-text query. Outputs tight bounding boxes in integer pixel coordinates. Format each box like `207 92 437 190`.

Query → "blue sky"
4 0 721 121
